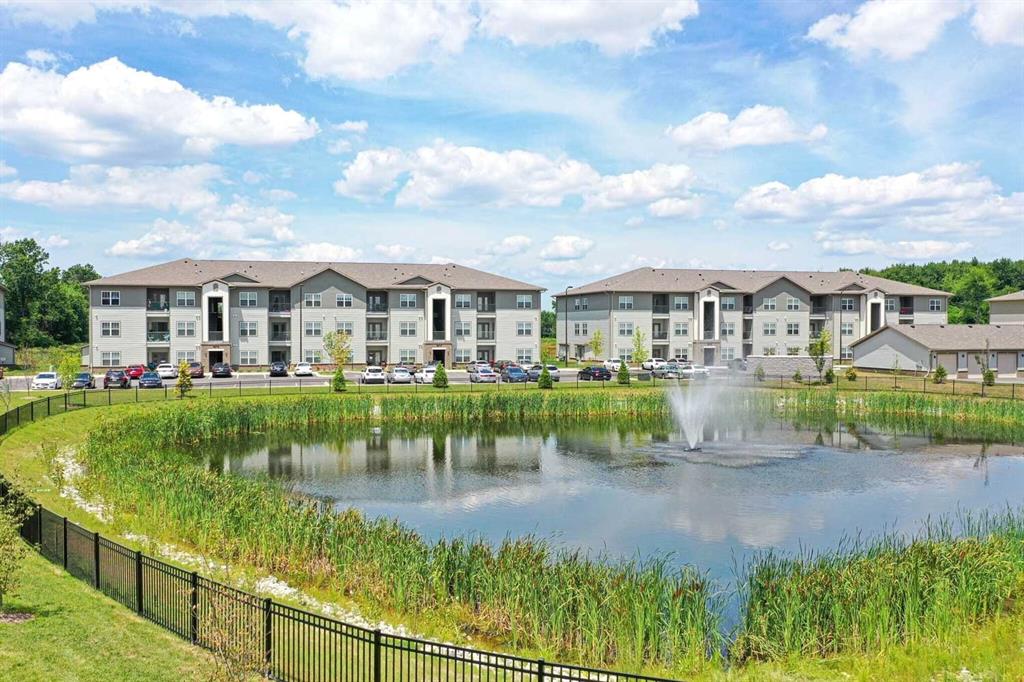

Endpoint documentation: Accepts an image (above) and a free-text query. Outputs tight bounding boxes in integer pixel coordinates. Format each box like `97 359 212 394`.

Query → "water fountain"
667 379 724 450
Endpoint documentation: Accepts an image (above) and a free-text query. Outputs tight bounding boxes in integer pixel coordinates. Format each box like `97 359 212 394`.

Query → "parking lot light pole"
562 285 573 364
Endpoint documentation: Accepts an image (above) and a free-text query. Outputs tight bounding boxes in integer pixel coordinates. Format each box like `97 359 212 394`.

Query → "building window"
580 297 589 310
176 321 196 337
516 348 533 363
516 322 533 336
673 348 689 360
721 348 736 361
617 347 633 362
787 347 801 356
618 321 634 336
175 351 196 363
100 351 121 366
573 297 581 311
841 346 853 360
454 294 472 309
721 297 736 310
763 297 776 311
674 322 689 336
239 350 258 365
787 322 800 336
336 321 353 335
720 322 735 337
400 322 417 337
100 321 120 337
304 321 322 337
399 293 416 308
239 321 257 338
618 295 634 310
885 298 896 312
841 322 854 336
929 298 941 312
304 350 322 364
763 322 776 336
100 290 120 306
840 297 854 311
574 322 588 335
786 297 800 311
673 296 689 311
516 294 533 309
399 349 416 364
336 293 353 308
304 293 322 308
455 321 471 337
239 291 258 307
176 291 196 307
573 322 581 335
455 348 471 363
763 347 777 356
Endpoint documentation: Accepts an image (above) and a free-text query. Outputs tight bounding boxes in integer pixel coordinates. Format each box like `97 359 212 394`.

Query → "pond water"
204 417 1024 581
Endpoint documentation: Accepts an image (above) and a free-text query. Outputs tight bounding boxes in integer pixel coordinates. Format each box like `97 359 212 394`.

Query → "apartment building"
84 260 543 370
988 290 1024 325
555 268 951 365
0 285 14 365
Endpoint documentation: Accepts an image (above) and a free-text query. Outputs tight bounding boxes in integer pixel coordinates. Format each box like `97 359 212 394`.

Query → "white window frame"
763 347 777 356
787 347 801 356
573 322 581 335
239 321 258 338
239 350 258 366
841 322 854 336
763 322 776 336
885 298 896 312
618 321 634 336
787 322 800 336
399 293 417 309
580 322 588 335
304 349 322 364
100 321 120 337
399 321 417 337
399 349 416 363
304 293 322 308
929 298 941 312
786 297 800 311
617 346 633 362
720 322 735 337
673 348 689 361
674 322 689 337
336 321 353 335
336 293 353 308
580 297 589 310
840 297 855 311
721 347 736 361
175 351 196 363
454 294 472 309
455 321 471 337
100 351 121 367
176 321 196 338
762 297 776 311
100 290 120 306
841 346 853 361
516 294 533 309
176 291 196 307
517 321 533 336
673 296 689 311
516 348 534 363
720 296 736 310
239 291 258 308
304 321 322 337
618 295 634 310
455 348 471 363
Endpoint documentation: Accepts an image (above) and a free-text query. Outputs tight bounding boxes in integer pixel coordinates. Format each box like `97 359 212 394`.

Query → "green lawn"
0 549 213 681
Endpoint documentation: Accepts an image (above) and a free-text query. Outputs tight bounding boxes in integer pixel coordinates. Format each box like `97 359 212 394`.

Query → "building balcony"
702 330 715 341
147 331 170 343
146 300 170 312
742 306 754 315
900 306 914 315
431 330 446 341
269 303 291 314
652 331 668 340
811 306 827 316
366 331 388 341
208 330 224 342
476 304 496 314
367 303 389 314
270 333 290 343
742 332 753 340
477 330 495 341
653 305 669 315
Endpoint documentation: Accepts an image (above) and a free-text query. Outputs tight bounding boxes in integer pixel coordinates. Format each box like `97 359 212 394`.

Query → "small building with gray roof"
851 323 1024 378
988 290 1024 325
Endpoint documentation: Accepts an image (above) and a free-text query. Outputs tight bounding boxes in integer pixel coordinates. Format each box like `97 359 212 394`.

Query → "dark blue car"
501 366 528 383
578 366 612 381
138 371 164 389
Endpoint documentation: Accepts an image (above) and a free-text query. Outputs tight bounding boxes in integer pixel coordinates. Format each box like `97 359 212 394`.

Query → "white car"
641 358 667 371
387 366 413 384
603 358 623 372
31 372 62 390
691 364 711 378
414 365 437 383
293 362 315 376
361 366 386 384
468 365 498 383
156 363 178 379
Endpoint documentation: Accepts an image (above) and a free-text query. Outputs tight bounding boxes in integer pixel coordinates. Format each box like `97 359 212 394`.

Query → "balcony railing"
366 331 388 341
367 303 389 313
270 333 290 342
652 331 668 340
900 306 914 315
477 303 495 313
432 330 446 341
811 306 827 315
652 305 669 315
743 305 753 314
208 330 223 342
269 303 291 313
477 330 495 340
147 331 170 343
146 300 169 311
702 330 715 340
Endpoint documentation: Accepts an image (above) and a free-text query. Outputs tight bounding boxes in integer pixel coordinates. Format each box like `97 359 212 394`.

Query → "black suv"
103 370 130 389
211 362 233 378
269 361 289 377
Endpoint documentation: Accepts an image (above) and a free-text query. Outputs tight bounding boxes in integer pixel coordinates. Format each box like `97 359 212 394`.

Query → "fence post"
190 572 199 644
135 384 139 402
62 516 68 569
135 550 144 615
981 381 986 398
64 392 68 411
263 598 273 673
35 505 42 546
538 659 546 682
30 400 34 422
373 629 382 682
108 388 112 406
93 531 101 588
47 396 51 416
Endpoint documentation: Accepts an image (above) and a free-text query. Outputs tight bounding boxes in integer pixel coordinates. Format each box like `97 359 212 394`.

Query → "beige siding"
852 329 930 371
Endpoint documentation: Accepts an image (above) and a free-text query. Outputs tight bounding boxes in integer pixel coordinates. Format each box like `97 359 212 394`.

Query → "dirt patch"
0 612 35 624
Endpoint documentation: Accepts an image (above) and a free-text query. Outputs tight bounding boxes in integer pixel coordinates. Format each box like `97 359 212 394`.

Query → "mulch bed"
0 612 34 624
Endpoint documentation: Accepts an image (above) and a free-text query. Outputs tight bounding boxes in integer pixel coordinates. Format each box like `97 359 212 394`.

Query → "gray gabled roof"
850 324 1024 351
557 268 950 297
988 290 1024 303
85 259 544 291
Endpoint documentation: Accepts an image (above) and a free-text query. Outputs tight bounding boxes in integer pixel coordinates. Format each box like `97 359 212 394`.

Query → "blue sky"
0 0 1021 299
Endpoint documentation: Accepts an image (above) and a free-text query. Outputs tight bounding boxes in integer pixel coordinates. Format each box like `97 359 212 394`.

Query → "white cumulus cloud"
583 163 696 210
665 105 827 150
766 240 791 252
806 0 967 60
333 120 369 133
25 48 59 66
0 161 16 177
0 57 318 162
286 242 362 261
374 243 416 260
539 235 594 261
971 0 1024 46
647 197 703 219
483 235 532 256
814 230 972 260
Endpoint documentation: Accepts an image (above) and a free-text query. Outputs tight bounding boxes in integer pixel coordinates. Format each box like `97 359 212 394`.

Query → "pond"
203 414 1024 583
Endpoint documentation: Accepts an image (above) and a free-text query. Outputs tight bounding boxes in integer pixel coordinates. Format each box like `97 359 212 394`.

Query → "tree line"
858 258 1024 324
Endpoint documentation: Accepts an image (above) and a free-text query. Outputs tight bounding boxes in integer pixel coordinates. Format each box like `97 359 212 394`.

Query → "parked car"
526 364 560 381
211 362 232 378
494 360 519 372
138 371 163 389
387 366 413 384
414 365 436 384
187 362 205 378
103 369 130 389
578 365 612 381
361 366 386 384
31 372 61 390
293 362 314 377
126 364 147 380
269 361 289 377
602 358 622 372
501 365 528 383
653 362 684 379
691 364 711 379
156 363 178 379
727 358 748 372
71 372 96 389
641 358 667 371
469 365 498 383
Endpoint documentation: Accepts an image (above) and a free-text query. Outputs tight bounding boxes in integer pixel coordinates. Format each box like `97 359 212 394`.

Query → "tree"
540 310 556 337
176 360 193 398
806 329 832 383
589 329 604 360
616 359 630 385
631 329 648 367
322 330 353 392
975 340 995 387
932 364 947 384
0 504 28 610
56 351 79 392
432 363 449 388
537 365 553 389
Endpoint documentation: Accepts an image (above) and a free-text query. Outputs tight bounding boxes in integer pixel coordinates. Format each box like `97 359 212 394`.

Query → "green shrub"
792 370 802 383
432 363 449 389
0 503 28 610
537 365 553 389
932 365 947 384
616 360 630 385
845 367 858 382
754 364 766 382
824 368 835 384
331 366 347 392
982 368 995 386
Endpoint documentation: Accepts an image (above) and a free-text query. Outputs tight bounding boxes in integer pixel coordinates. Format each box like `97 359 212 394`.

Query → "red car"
126 364 147 380
187 362 205 378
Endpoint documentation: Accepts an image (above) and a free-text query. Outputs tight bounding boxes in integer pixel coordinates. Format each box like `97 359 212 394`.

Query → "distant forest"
859 258 1024 324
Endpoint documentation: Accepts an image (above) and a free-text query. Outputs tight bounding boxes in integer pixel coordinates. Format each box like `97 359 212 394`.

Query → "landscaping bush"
176 360 193 398
754 364 766 382
616 361 630 385
932 365 947 384
982 368 995 386
792 370 802 383
537 365 553 389
824 368 835 384
432 363 449 389
331 366 347 392
845 367 858 382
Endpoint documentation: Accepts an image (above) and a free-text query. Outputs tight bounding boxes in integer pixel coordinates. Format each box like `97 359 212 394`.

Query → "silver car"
469 365 498 383
387 366 413 384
